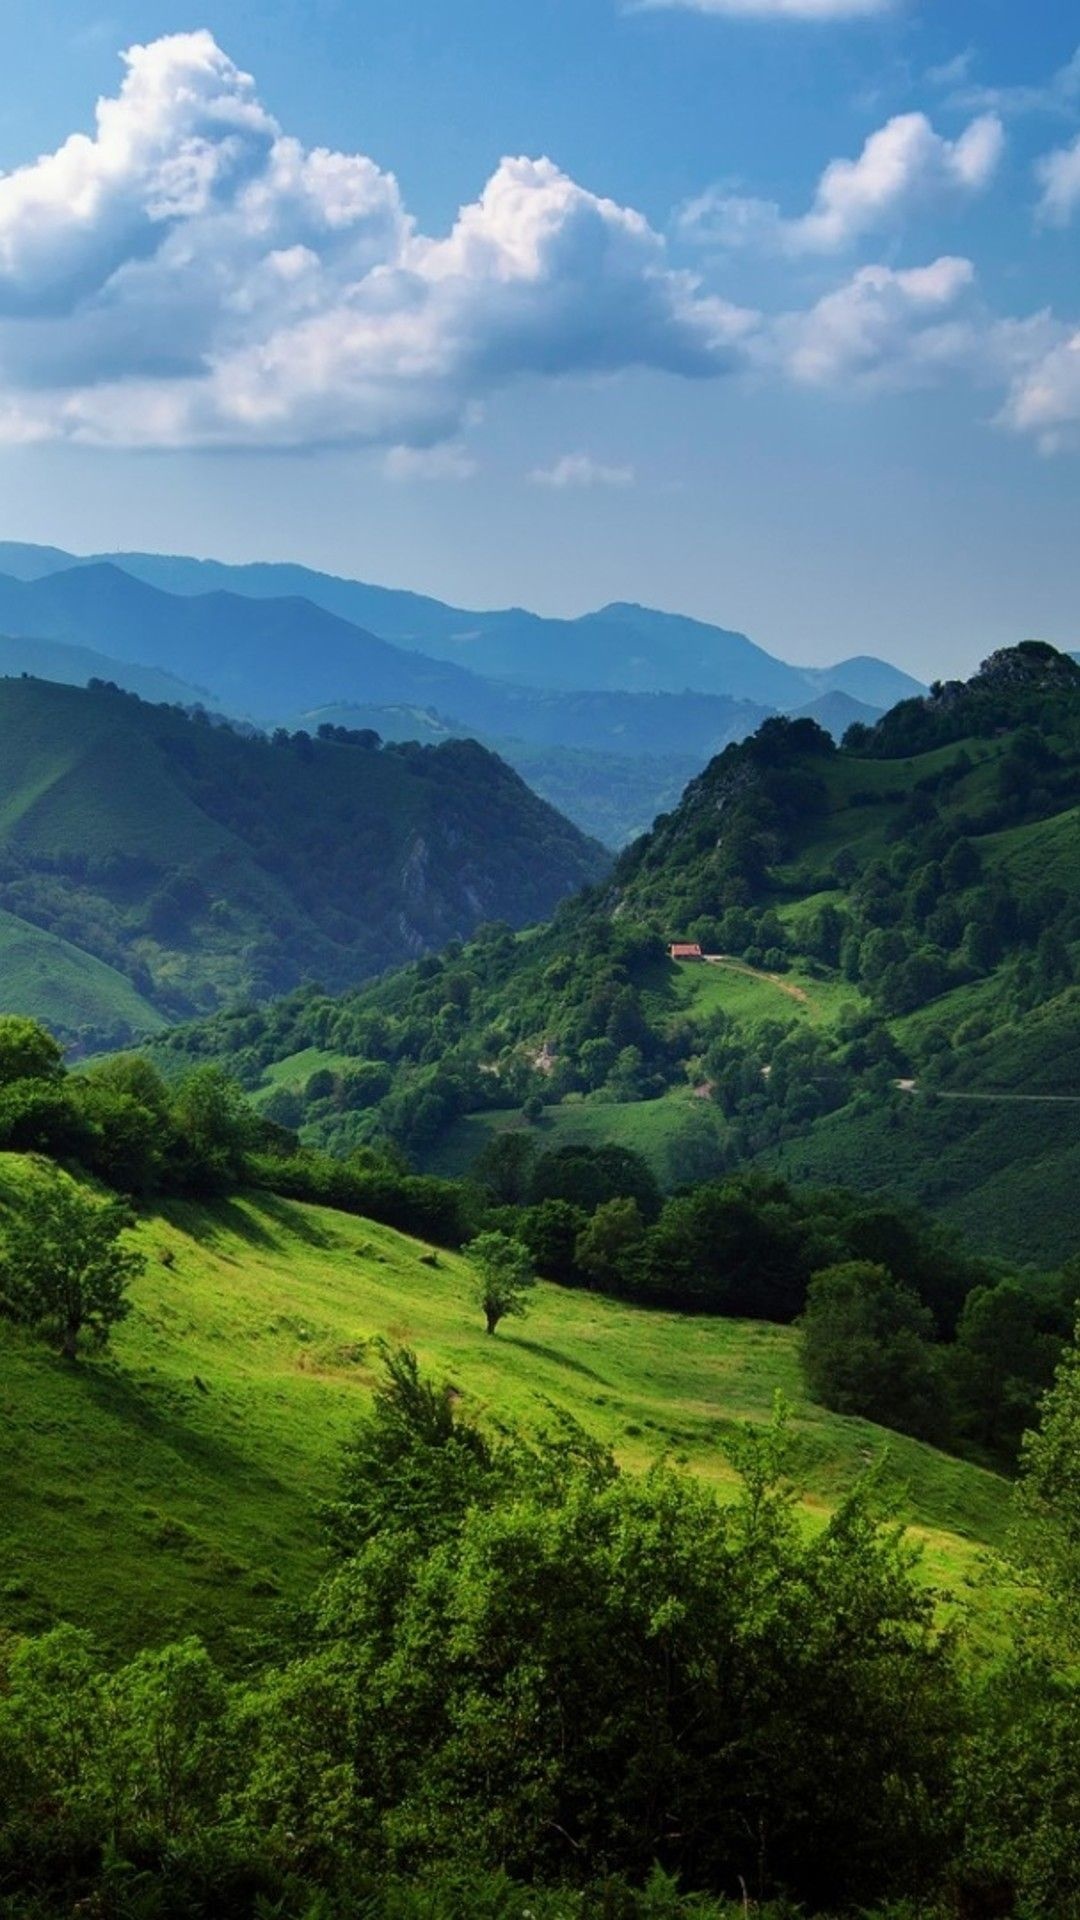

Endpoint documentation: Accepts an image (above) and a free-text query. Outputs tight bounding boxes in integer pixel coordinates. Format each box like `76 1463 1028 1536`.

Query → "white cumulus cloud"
0 32 743 450
529 451 636 487
679 110 1003 254
1036 133 1080 225
997 327 1080 453
762 255 978 388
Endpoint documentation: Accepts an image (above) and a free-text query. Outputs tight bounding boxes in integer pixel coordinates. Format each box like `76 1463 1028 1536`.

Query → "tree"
518 1198 587 1282
800 1261 946 1440
470 1130 538 1207
324 1345 499 1559
466 1230 535 1336
574 1197 644 1290
300 1394 957 1908
170 1065 255 1194
0 1173 144 1359
0 1015 64 1087
948 1277 1071 1462
529 1144 661 1222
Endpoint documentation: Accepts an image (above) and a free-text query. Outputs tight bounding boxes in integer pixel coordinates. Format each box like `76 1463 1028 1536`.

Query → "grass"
426 1088 719 1182
675 958 862 1031
0 1155 1011 1660
767 1091 1080 1267
981 804 1080 896
0 908 164 1039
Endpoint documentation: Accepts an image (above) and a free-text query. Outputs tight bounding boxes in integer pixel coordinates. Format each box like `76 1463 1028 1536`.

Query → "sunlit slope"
0 909 164 1039
0 1157 1008 1658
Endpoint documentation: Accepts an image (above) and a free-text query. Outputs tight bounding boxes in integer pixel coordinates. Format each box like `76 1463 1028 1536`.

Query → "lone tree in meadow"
0 1173 145 1360
466 1230 535 1336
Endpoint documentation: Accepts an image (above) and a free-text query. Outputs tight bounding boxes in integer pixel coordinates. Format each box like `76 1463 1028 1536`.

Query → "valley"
5 8 1080 1907
0 554 1076 1920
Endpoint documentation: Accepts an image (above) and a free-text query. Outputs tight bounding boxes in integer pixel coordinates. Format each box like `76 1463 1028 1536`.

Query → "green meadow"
0 1154 1009 1661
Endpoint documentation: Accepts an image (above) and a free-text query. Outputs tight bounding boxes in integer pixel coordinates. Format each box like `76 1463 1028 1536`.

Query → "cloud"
952 46 1080 119
1 31 1075 464
678 111 1003 254
0 32 745 450
529 451 636 487
1036 133 1080 224
997 327 1080 453
637 0 893 19
762 255 978 388
926 50 976 90
384 444 478 481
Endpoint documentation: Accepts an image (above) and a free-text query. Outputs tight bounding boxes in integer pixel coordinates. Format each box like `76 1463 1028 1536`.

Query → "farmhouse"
669 942 704 961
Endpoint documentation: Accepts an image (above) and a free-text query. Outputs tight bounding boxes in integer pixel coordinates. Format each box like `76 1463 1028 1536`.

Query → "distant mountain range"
0 541 923 710
0 540 920 844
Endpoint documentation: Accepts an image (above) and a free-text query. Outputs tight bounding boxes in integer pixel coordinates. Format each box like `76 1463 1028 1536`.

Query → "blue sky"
0 0 1077 677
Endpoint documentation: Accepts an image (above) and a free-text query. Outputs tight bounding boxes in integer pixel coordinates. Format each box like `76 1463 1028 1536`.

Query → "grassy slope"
0 909 164 1037
0 1156 1008 1660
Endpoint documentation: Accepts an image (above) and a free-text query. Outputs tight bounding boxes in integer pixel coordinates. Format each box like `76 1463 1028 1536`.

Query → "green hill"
0 909 164 1045
0 1154 1009 1659
0 676 607 1046
162 644 1080 1264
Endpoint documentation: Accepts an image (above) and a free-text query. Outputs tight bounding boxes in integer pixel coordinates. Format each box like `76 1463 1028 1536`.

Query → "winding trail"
897 1080 1080 1105
701 954 811 1006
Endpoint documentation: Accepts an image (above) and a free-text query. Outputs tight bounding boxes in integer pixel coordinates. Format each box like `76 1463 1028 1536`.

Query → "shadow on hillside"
73 1360 294 1498
163 1192 335 1256
160 1196 282 1255
500 1336 608 1384
249 1190 336 1249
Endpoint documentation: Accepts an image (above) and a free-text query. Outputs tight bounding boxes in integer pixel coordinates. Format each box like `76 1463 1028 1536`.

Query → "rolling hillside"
0 1154 1009 1659
0 677 607 1045
165 644 1080 1264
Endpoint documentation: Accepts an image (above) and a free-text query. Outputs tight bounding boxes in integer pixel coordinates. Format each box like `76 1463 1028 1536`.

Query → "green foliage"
0 675 607 1042
466 1229 535 1334
1016 1315 1080 1630
574 1196 646 1288
800 1262 946 1441
324 1346 501 1558
948 1275 1074 1462
0 1371 966 1916
0 1169 143 1358
0 1014 64 1085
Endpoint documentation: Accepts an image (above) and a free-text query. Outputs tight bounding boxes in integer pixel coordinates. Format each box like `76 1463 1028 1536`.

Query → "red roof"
670 943 703 958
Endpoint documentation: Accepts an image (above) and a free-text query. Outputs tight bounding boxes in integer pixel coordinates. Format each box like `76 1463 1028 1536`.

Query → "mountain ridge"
0 540 923 709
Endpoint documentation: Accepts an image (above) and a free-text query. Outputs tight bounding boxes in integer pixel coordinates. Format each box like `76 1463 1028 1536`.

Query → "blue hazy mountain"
0 542 924 710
